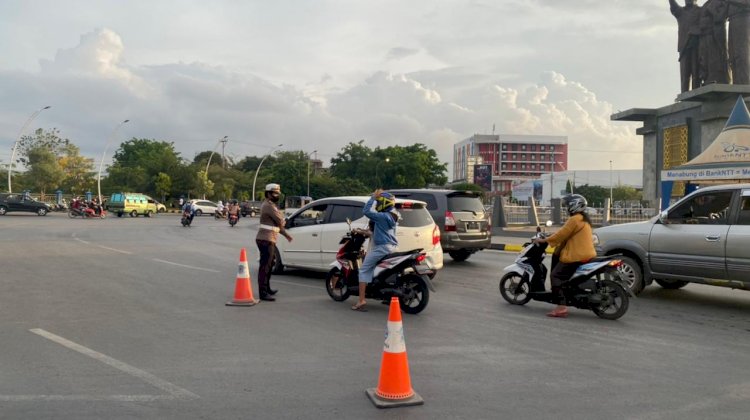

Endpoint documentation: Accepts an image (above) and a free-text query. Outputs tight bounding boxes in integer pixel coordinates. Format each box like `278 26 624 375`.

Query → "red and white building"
453 134 568 195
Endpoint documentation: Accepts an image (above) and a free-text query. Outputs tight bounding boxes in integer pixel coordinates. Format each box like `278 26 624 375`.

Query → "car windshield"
448 195 484 213
396 203 434 227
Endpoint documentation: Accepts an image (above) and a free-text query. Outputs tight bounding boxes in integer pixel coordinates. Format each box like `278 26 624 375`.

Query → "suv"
273 196 443 273
0 193 51 216
594 184 750 295
387 189 491 261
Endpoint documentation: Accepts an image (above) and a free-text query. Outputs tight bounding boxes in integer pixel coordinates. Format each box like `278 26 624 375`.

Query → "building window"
550 145 555 151
502 153 507 160
512 164 517 170
521 164 526 169
521 144 527 150
541 145 546 151
502 144 507 150
512 154 517 159
531 164 536 169
540 164 545 170
511 144 517 151
531 155 536 161
502 163 507 170
531 144 536 151
521 154 526 160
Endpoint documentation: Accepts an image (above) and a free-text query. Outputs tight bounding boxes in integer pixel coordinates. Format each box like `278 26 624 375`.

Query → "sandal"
351 303 368 312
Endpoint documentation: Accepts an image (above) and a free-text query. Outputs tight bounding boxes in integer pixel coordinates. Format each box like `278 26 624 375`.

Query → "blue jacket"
363 197 398 246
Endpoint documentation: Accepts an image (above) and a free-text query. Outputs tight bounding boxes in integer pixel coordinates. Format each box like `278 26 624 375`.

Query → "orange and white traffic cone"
226 248 258 306
366 296 424 408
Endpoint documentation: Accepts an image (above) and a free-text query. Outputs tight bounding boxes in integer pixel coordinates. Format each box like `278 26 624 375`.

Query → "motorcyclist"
533 194 596 318
351 190 399 312
227 200 240 219
216 200 226 217
182 200 196 223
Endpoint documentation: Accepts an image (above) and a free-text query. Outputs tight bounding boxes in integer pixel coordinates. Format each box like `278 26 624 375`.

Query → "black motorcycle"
181 209 193 227
325 221 436 314
228 213 238 227
498 227 632 320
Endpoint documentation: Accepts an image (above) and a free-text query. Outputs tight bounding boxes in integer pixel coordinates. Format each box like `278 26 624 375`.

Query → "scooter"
214 209 227 220
498 222 632 320
325 219 436 314
181 209 193 227
68 206 106 219
228 213 238 227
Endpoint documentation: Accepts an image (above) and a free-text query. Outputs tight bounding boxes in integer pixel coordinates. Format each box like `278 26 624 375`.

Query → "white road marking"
97 245 132 255
73 237 91 245
273 279 324 290
152 258 221 273
0 395 179 402
29 329 198 400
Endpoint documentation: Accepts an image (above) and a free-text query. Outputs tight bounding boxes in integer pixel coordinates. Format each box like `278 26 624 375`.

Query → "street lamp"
205 136 229 174
7 105 51 193
97 119 130 204
609 160 614 208
375 157 390 187
252 143 283 201
306 150 317 197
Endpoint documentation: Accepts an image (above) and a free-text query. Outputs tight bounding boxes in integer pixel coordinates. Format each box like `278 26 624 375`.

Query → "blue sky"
0 0 681 172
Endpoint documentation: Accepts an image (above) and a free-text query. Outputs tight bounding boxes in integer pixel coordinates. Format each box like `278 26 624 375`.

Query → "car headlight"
592 233 600 246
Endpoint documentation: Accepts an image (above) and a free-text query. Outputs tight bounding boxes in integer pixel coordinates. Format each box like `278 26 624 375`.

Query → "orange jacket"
547 213 596 264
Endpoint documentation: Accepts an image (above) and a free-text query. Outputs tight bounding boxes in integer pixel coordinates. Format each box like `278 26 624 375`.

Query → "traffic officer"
255 183 292 301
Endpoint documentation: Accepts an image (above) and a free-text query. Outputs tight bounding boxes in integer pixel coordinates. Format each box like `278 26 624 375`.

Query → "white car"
189 199 219 216
273 196 444 273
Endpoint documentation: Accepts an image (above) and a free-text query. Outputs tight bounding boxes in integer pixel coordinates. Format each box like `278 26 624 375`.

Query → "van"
107 193 159 218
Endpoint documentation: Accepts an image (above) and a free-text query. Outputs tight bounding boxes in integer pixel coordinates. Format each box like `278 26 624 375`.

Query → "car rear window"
448 195 484 213
396 203 434 227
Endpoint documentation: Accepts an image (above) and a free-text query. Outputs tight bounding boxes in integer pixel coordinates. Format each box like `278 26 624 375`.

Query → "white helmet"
265 183 281 192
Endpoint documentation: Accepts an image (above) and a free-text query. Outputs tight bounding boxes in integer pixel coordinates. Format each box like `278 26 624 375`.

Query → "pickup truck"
594 183 750 295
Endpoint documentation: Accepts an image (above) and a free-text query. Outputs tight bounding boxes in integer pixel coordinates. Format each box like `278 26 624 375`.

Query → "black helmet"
563 194 587 215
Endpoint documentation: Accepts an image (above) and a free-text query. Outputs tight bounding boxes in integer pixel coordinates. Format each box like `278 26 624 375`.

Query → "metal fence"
501 205 657 227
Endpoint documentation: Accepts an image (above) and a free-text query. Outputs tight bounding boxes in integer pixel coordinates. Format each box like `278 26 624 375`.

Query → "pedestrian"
256 183 293 301
178 196 184 209
351 189 399 312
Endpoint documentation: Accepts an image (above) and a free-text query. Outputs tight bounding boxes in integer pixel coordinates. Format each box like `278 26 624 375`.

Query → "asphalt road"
1 212 749 419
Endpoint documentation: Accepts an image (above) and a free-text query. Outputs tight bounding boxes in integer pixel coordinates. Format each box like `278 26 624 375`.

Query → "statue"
728 0 750 84
670 0 703 92
699 0 729 85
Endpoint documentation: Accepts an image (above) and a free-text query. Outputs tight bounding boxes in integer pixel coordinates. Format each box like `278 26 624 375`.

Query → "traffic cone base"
366 388 423 409
226 248 258 307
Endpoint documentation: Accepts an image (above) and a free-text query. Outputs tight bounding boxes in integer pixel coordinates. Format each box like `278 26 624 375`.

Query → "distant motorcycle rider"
533 194 596 318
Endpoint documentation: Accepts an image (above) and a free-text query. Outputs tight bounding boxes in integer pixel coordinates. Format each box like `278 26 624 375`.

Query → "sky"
0 0 682 177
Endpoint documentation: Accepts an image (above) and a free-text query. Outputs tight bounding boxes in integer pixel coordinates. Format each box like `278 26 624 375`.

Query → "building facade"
453 134 568 195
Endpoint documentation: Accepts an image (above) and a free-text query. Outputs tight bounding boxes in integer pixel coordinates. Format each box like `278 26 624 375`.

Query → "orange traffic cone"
226 248 258 306
366 296 424 408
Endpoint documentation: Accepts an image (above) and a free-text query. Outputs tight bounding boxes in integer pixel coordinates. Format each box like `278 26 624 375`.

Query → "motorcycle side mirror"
536 226 542 233
346 218 351 228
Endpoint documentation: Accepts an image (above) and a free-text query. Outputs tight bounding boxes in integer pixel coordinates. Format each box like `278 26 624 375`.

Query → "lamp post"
252 143 283 201
205 136 229 174
8 106 51 193
306 150 317 197
375 157 390 187
97 119 130 204
609 160 614 207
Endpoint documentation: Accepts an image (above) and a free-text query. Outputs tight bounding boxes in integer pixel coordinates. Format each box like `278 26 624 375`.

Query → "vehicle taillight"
445 211 456 232
607 260 623 267
416 253 426 263
432 224 441 245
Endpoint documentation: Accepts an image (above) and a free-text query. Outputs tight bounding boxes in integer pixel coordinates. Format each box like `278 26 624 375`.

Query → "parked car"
273 196 443 273
190 199 219 216
240 200 262 217
386 189 491 261
0 193 51 216
594 184 750 295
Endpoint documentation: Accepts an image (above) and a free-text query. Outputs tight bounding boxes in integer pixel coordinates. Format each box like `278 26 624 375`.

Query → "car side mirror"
658 210 668 224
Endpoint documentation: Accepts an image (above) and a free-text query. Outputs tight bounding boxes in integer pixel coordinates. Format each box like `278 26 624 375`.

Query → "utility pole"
609 160 614 207
220 137 229 169
550 151 555 205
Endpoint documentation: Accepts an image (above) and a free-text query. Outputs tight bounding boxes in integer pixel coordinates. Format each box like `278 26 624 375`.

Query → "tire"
157 208 165 213
0 206 7 215
591 279 629 320
325 268 350 301
100 212 106 219
241 212 247 218
272 246 284 274
448 249 472 262
117 211 124 218
616 255 645 295
499 272 532 305
655 279 689 290
399 274 430 314
145 210 153 218
130 210 138 218
37 208 48 216
195 209 203 217
68 210 76 218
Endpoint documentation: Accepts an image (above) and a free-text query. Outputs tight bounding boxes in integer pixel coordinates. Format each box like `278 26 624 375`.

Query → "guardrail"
501 205 656 226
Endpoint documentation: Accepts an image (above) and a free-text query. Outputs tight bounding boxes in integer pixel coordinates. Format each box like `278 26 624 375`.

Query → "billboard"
473 164 492 190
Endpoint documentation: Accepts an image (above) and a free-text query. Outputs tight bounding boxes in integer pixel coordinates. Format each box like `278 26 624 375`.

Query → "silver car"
593 184 750 295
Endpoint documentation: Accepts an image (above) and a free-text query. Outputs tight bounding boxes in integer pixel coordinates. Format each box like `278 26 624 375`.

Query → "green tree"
153 172 172 203
106 138 183 195
195 170 214 199
573 184 609 207
58 143 94 195
16 128 70 165
24 146 64 199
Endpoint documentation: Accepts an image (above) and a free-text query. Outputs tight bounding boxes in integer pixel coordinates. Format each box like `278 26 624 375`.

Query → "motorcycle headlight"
592 233 600 246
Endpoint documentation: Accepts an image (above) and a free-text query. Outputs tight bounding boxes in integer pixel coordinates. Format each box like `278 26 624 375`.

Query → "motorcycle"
325 219 436 314
214 209 227 220
181 209 193 227
228 213 238 227
68 206 106 219
498 223 632 320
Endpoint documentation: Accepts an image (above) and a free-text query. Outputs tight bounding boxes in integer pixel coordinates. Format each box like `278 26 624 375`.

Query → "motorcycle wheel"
68 210 76 218
499 272 532 305
100 212 106 219
591 278 629 320
399 274 429 314
325 268 350 302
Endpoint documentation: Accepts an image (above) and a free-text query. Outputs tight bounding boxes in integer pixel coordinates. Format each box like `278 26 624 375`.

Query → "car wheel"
145 210 153 218
157 208 165 213
655 279 689 290
130 210 138 217
617 255 645 295
37 208 48 216
272 246 284 274
448 249 472 262
0 206 7 215
195 209 203 217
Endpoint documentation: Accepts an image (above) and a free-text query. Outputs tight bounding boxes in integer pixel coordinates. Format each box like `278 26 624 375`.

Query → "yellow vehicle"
107 192 159 218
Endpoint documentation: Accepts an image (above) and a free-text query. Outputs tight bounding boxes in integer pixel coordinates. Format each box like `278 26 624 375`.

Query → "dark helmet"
563 194 587 215
375 192 396 212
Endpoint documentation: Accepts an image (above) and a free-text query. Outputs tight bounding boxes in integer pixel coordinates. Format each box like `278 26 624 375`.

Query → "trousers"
256 239 276 295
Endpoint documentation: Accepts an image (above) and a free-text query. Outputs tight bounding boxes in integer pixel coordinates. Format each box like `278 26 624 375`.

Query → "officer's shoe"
259 295 276 302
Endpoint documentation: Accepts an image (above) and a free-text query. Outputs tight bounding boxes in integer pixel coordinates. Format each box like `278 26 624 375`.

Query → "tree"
16 128 70 165
24 146 64 199
153 172 172 203
58 143 94 195
106 138 183 196
573 184 609 207
195 170 214 199
451 182 485 199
